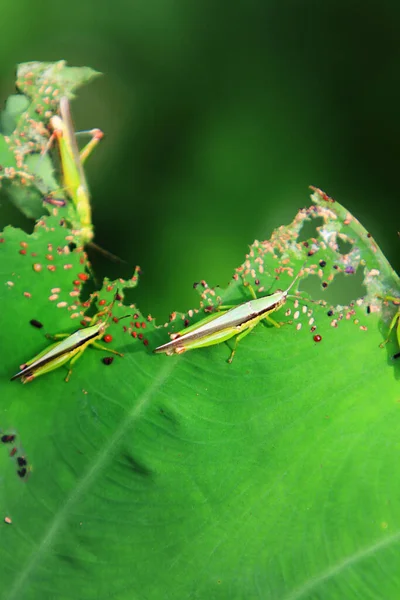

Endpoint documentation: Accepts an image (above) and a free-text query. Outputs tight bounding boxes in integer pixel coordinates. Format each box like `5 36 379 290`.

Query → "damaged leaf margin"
160 188 399 361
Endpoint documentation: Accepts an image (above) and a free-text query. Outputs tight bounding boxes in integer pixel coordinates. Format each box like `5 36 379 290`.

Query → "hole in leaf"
0 188 35 234
300 268 365 306
337 237 353 255
297 217 324 243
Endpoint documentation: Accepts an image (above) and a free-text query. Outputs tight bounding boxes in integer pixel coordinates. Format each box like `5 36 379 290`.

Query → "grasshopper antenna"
88 241 127 264
285 260 308 295
105 289 133 322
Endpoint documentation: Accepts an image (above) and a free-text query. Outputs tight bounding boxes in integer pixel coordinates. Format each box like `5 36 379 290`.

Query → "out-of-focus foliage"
0 0 399 319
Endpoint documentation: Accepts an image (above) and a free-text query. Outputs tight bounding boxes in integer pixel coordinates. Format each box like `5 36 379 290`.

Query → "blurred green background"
0 0 399 321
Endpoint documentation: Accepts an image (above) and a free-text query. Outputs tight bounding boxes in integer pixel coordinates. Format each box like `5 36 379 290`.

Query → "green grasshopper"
379 295 400 359
45 96 103 247
11 295 124 384
154 265 306 363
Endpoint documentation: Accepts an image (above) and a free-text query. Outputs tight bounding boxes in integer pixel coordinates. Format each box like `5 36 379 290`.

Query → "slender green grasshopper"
379 295 400 359
45 96 103 247
154 265 306 363
11 295 124 384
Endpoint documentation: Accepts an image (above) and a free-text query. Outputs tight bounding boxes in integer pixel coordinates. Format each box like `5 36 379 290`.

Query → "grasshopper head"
274 290 288 310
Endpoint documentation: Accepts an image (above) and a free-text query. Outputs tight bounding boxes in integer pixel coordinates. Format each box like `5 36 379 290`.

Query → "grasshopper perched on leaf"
44 97 122 263
45 96 102 246
154 264 307 363
11 294 126 383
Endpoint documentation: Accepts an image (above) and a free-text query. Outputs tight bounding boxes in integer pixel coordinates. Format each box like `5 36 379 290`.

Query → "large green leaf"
0 187 398 599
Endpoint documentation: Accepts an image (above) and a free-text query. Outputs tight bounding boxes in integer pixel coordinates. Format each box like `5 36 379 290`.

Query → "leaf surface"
0 189 399 600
